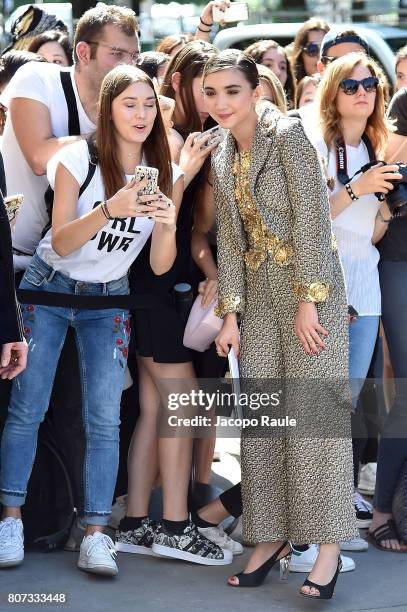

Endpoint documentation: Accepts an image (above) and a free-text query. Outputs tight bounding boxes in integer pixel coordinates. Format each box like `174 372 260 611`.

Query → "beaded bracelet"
200 16 213 27
345 182 359 202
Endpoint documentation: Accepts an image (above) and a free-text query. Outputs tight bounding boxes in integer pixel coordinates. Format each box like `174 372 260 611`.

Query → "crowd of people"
0 0 407 602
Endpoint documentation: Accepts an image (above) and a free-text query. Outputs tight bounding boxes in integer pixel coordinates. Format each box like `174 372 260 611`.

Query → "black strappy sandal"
300 557 342 600
228 541 291 588
367 519 407 553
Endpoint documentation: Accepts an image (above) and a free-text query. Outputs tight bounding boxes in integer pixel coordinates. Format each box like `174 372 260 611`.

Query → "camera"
359 161 407 217
385 162 407 217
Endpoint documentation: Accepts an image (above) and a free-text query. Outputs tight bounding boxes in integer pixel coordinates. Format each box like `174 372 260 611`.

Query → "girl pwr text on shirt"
90 200 142 252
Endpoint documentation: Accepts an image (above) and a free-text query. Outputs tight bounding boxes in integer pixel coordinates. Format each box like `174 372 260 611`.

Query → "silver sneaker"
0 517 24 568
197 525 243 555
340 536 369 552
78 532 118 576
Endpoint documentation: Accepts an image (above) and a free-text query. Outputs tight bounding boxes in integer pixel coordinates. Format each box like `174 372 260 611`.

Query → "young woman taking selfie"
0 65 178 576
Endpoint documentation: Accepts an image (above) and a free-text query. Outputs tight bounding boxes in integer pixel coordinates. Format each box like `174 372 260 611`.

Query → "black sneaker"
152 521 233 565
353 491 373 528
115 518 157 556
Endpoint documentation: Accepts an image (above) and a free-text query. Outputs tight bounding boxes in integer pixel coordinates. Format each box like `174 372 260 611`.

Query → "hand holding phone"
212 2 248 23
133 166 159 195
193 126 224 150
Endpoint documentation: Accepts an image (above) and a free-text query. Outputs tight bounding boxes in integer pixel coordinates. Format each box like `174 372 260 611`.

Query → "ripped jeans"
0 254 130 526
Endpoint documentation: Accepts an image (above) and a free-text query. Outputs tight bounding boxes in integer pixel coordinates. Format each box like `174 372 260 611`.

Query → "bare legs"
126 356 196 521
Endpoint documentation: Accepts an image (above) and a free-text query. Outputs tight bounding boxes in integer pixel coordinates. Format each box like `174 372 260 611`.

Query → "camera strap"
336 133 377 185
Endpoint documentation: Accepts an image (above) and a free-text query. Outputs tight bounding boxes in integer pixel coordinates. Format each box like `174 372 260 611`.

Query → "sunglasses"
302 42 320 57
339 76 379 95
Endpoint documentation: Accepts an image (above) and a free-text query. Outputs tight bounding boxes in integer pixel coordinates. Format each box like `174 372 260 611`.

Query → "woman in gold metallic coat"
203 49 357 599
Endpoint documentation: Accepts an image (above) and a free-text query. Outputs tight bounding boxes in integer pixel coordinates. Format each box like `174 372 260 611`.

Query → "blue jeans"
0 254 130 525
349 315 380 409
375 261 407 512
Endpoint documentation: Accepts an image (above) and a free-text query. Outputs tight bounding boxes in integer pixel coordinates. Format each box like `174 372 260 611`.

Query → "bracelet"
378 208 393 224
200 16 213 27
345 182 359 202
100 202 109 221
197 25 211 33
101 200 113 221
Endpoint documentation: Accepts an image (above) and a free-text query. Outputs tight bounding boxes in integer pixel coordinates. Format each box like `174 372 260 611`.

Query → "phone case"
213 2 248 23
134 166 159 195
194 127 224 149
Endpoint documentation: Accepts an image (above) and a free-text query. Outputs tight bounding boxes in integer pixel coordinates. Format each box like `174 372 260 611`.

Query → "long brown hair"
96 65 172 199
318 53 392 156
290 18 330 83
257 64 287 114
244 39 296 109
160 40 216 137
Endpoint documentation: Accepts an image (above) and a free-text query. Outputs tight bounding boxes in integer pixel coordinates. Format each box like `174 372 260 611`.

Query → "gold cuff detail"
214 294 242 318
294 282 331 303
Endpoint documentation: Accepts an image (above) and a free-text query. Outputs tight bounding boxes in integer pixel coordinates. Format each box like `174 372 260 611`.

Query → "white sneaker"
0 517 24 568
197 525 244 555
340 536 369 552
287 544 355 573
358 463 377 496
78 532 118 576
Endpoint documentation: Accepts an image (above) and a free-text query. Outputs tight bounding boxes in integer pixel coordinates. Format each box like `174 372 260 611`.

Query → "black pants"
375 261 407 512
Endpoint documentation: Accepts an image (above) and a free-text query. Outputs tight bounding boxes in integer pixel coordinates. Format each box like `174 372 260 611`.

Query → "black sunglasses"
339 76 379 95
302 42 320 57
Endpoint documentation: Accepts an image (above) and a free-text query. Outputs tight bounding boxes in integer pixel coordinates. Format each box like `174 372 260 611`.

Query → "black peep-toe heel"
300 556 342 600
228 541 291 588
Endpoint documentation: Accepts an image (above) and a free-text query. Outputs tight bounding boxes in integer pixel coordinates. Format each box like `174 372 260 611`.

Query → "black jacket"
0 183 24 344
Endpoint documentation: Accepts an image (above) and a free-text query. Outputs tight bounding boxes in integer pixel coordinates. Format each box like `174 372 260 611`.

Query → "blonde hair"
257 64 287 114
318 52 392 155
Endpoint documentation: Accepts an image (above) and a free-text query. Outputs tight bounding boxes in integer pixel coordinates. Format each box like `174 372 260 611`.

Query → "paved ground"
1 446 406 612
1 530 407 612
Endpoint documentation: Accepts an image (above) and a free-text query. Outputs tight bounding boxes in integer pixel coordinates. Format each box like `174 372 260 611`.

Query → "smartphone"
213 2 248 23
4 193 24 225
348 305 359 317
194 126 224 149
133 166 159 195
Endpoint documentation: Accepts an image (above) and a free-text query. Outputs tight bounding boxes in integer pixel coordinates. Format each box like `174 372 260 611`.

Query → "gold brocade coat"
212 104 358 544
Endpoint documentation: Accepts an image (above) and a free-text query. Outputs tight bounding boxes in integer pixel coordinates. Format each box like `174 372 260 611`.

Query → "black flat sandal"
228 541 291 588
367 519 407 553
300 557 342 600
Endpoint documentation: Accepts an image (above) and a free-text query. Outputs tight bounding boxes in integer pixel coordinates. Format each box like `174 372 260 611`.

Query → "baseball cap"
320 28 369 59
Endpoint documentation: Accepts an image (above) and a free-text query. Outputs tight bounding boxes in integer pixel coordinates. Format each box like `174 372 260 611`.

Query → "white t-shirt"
36 140 183 283
315 138 381 315
0 62 95 258
297 102 321 146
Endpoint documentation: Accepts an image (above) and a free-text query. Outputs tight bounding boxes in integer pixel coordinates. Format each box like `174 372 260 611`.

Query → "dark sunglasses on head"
339 76 379 95
302 42 320 57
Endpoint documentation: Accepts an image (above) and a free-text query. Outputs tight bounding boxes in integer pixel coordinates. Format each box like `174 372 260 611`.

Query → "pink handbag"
183 295 223 352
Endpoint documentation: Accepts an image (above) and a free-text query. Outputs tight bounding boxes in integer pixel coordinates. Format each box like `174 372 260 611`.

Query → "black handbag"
392 460 407 543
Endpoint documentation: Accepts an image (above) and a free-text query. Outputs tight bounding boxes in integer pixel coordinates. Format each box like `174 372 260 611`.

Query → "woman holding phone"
116 41 235 564
0 65 179 576
203 49 357 599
